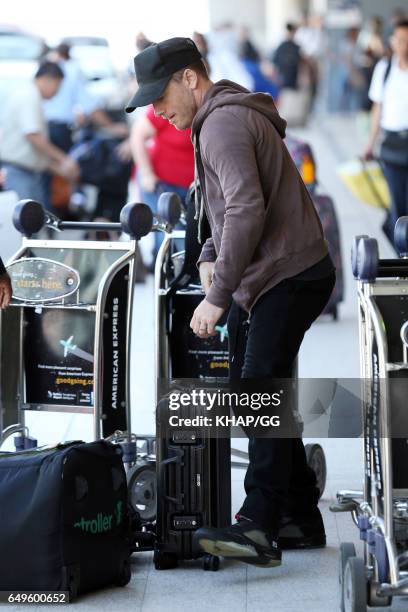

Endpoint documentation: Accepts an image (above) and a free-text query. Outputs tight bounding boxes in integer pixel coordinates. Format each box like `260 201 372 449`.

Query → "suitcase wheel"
153 548 178 570
115 558 132 587
203 554 220 572
305 443 327 499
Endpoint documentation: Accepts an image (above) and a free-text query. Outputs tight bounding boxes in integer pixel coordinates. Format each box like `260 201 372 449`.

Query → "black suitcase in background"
313 193 344 320
0 440 131 599
155 399 231 570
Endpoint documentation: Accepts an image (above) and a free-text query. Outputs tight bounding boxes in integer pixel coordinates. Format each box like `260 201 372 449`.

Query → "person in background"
0 258 12 309
207 23 254 90
135 32 155 53
193 31 210 74
239 26 280 98
43 43 129 211
338 27 366 112
239 25 260 62
47 44 128 140
130 104 195 262
358 16 386 111
359 16 385 61
44 44 101 151
295 15 326 103
384 8 407 48
0 61 79 203
272 23 302 90
364 19 408 240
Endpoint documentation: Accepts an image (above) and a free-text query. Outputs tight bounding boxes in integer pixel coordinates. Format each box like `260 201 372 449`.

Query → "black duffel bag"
0 440 131 600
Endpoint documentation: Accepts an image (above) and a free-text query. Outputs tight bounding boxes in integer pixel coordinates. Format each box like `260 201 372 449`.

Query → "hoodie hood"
192 79 286 139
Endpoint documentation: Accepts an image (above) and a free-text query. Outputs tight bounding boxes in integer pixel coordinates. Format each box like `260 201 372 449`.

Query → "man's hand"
140 169 158 193
59 157 80 182
199 261 215 295
362 145 374 162
116 139 132 162
0 273 12 309
190 298 225 338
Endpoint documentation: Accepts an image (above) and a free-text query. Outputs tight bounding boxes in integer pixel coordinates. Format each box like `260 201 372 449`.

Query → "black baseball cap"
126 37 202 113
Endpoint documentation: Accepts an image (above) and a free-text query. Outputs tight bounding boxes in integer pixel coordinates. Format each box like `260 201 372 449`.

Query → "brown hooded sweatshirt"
191 79 329 313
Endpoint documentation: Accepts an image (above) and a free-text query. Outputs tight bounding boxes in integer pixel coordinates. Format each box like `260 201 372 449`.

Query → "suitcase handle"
0 440 84 458
159 451 184 506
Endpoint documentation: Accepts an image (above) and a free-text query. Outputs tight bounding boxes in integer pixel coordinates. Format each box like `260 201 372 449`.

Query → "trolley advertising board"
24 308 95 408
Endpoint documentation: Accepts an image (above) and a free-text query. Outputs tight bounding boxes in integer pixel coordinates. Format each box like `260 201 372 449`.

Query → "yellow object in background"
301 156 316 186
338 158 391 209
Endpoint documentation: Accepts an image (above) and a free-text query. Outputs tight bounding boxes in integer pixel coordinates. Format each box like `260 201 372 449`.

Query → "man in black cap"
126 38 334 568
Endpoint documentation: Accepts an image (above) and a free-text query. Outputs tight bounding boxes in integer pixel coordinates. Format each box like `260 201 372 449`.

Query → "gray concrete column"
208 0 267 50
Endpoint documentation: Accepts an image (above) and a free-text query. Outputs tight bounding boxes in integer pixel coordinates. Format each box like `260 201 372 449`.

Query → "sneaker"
277 508 326 550
193 518 282 567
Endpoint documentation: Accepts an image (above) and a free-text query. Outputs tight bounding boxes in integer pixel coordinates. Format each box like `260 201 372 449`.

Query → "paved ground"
2 112 407 611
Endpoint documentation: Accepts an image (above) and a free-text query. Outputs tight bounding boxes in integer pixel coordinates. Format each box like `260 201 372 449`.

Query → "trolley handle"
352 234 408 281
376 259 408 278
13 199 154 241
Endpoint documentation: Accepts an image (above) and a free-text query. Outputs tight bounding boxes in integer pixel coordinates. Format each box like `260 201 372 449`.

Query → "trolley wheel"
351 235 369 278
153 547 178 570
339 542 356 586
356 237 379 281
157 192 182 226
127 461 157 523
202 554 220 572
367 580 392 608
342 556 367 612
394 216 408 257
305 443 327 499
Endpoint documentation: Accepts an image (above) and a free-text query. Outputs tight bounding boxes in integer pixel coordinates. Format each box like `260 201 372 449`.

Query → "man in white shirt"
0 61 79 204
364 20 408 236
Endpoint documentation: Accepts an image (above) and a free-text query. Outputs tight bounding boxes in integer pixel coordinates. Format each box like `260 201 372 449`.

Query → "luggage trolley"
152 192 232 570
334 218 408 611
0 198 155 471
127 191 249 531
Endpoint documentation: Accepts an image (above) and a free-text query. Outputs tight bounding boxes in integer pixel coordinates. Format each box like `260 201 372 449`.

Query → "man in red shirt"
131 104 195 259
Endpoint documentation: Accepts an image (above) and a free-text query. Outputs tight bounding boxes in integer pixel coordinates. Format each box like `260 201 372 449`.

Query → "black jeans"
382 162 408 236
227 272 336 534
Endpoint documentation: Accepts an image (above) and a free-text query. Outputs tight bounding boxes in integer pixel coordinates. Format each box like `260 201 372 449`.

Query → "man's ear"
184 68 199 90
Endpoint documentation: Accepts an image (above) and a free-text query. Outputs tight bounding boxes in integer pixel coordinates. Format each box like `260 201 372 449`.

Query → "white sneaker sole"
197 538 281 568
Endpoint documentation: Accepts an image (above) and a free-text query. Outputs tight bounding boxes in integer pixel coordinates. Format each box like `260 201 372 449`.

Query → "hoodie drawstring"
193 134 204 244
